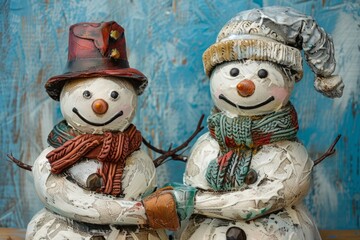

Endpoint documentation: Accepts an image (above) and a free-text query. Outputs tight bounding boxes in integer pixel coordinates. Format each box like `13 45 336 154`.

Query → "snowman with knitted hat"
25 21 178 239
178 6 344 240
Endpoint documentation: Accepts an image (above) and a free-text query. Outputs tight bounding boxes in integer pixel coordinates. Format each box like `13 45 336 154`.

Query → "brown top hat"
45 21 148 101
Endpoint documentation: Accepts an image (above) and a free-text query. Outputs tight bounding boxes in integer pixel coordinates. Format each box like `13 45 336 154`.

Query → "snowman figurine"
26 21 178 239
174 7 344 240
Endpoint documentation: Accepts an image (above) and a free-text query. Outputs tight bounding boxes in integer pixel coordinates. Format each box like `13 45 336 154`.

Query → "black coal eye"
230 68 240 77
110 91 119 99
258 69 268 78
83 90 91 99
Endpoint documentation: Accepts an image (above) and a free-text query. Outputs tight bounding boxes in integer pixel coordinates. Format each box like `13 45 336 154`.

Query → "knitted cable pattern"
46 121 142 196
206 103 298 190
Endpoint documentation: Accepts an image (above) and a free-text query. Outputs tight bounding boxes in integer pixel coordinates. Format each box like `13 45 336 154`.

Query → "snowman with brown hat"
25 21 178 239
175 6 344 240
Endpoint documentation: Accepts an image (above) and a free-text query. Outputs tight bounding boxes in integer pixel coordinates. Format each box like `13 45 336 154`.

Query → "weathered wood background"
0 0 359 231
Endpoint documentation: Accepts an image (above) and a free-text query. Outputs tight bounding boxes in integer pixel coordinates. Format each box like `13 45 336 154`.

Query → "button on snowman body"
181 7 343 240
26 22 168 240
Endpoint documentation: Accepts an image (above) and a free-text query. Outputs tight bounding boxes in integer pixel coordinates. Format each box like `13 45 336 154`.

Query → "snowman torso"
182 133 319 240
29 144 162 239
185 133 313 197
33 146 156 212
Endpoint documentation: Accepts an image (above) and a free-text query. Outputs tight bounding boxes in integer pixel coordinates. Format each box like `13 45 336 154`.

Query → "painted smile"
72 107 123 126
219 94 275 110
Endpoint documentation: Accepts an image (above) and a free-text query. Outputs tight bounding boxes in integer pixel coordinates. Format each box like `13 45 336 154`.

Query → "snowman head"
210 60 295 116
60 76 137 134
203 6 344 106
44 21 148 134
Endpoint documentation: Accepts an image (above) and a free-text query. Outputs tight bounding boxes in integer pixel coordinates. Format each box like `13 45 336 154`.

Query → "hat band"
65 58 130 74
220 34 280 44
202 39 303 78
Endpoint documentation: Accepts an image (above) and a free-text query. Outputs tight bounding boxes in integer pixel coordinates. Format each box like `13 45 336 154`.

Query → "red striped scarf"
46 121 142 196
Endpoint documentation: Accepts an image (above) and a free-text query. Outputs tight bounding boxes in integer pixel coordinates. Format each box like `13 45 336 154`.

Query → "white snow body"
181 133 321 240
26 77 167 239
27 147 167 239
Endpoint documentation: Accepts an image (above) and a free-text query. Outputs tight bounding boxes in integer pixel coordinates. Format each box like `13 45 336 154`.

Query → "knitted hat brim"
202 39 303 80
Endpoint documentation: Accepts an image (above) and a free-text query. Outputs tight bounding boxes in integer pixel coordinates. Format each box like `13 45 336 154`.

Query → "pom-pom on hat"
203 6 344 98
45 21 148 101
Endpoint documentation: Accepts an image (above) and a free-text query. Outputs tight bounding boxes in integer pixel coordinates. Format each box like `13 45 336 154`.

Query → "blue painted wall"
0 0 359 230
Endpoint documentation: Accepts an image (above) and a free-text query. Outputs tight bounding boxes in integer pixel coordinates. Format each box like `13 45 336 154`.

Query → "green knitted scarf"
206 103 299 191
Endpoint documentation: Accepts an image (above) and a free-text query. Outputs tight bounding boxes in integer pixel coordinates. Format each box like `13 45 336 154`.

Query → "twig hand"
144 115 205 167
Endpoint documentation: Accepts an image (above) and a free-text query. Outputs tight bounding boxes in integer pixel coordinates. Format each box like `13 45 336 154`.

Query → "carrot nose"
92 99 108 114
236 80 255 97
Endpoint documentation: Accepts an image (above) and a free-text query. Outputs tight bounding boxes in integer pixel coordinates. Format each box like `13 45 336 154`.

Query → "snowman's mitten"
143 186 180 231
142 184 197 231
163 182 197 221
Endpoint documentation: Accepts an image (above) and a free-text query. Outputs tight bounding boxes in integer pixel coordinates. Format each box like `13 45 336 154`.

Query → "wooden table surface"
0 228 26 240
0 228 359 240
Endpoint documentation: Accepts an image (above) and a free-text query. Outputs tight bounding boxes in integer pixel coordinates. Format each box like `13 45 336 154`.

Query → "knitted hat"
203 6 344 98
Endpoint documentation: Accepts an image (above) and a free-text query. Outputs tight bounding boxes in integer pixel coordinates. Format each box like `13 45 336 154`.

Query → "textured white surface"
32 147 151 225
182 135 319 239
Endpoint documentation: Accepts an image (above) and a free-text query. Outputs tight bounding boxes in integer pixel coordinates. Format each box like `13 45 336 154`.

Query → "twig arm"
7 154 33 171
142 137 186 161
313 134 341 166
145 115 204 167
